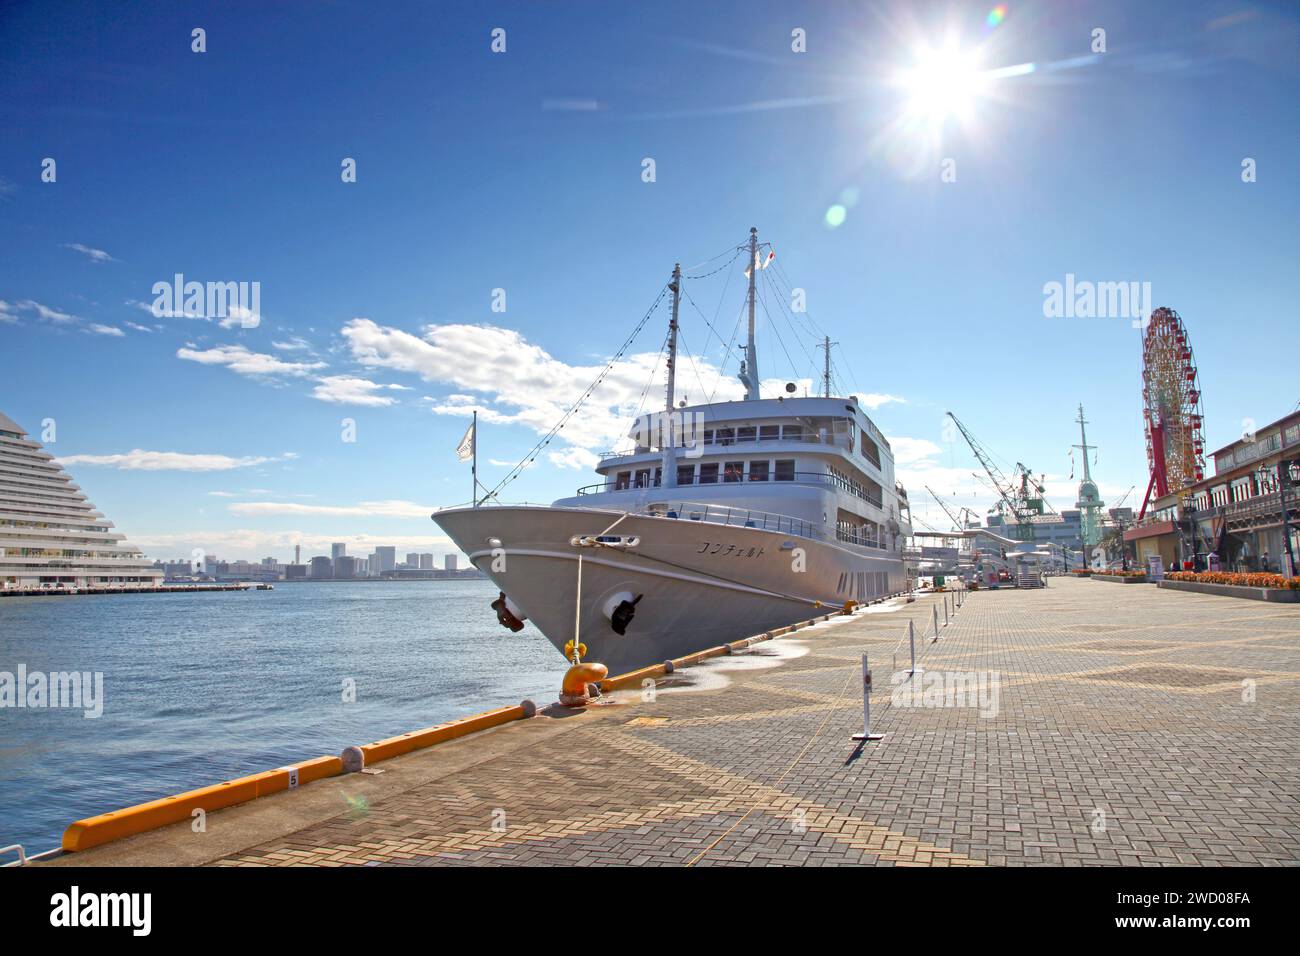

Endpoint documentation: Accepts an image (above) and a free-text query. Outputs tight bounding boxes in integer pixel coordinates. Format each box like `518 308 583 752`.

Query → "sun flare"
899 43 988 124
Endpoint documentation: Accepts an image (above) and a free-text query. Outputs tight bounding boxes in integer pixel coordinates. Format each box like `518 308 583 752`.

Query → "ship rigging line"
629 329 671 430
674 329 712 406
684 245 744 280
707 297 747 404
483 284 670 503
683 287 743 370
755 270 804 385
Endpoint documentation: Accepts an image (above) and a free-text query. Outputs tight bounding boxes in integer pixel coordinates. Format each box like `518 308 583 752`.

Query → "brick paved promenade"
54 577 1300 867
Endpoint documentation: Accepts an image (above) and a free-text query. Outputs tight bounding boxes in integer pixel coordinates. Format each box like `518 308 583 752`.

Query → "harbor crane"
945 411 1051 542
925 484 978 533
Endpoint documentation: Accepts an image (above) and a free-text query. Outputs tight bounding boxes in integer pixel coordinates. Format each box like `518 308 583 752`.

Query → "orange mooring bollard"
559 662 609 707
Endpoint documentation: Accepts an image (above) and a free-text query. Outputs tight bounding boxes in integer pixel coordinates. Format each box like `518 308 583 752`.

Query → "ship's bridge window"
634 468 652 488
702 429 714 446
723 461 744 483
677 464 695 485
716 427 735 446
699 463 719 484
783 425 805 442
759 425 780 442
861 431 881 468
748 460 769 482
737 426 756 443
614 471 631 490
775 459 795 481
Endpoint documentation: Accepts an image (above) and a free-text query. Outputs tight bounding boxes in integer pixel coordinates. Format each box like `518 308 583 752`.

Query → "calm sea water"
0 580 567 854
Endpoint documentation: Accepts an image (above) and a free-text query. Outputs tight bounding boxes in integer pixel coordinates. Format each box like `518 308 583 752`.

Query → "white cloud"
17 300 77 324
0 300 18 323
548 447 599 469
56 450 298 472
177 345 326 378
272 337 313 352
310 375 406 407
338 319 911 471
86 323 124 337
125 322 153 333
217 304 260 329
885 435 942 465
851 393 905 410
342 317 751 456
63 242 117 263
228 499 436 519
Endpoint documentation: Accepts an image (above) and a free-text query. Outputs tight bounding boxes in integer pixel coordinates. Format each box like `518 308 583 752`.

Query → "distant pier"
0 583 257 599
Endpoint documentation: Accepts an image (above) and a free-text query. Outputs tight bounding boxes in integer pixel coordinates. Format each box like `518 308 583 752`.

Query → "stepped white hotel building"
0 410 162 590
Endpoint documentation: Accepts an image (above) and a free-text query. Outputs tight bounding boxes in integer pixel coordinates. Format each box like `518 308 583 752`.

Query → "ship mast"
663 263 681 487
820 335 838 398
738 226 760 400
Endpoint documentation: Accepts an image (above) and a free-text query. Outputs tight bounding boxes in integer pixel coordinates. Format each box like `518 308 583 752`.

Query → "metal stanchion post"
908 619 922 677
851 653 884 742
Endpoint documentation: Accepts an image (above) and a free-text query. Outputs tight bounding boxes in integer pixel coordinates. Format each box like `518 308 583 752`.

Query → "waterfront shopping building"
1125 408 1300 574
0 410 163 590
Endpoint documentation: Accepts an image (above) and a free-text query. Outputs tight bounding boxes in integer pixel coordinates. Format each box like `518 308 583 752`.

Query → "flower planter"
1158 580 1300 602
1089 573 1150 583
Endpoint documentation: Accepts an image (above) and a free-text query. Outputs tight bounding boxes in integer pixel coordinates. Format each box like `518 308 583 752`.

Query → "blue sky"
2 0 1297 561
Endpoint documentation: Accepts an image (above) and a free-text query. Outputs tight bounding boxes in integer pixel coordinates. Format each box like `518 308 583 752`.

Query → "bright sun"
900 44 988 124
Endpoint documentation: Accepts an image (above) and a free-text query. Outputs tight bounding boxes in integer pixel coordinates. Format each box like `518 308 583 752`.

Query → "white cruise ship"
433 229 912 675
0 411 163 591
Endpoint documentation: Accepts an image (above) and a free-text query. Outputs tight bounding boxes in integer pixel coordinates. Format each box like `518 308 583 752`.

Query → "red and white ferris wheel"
1139 306 1205 518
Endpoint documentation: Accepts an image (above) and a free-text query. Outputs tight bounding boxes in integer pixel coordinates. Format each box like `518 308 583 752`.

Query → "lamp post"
1276 458 1297 579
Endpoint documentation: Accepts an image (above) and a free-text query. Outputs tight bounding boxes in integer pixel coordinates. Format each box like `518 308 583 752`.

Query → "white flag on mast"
456 418 475 462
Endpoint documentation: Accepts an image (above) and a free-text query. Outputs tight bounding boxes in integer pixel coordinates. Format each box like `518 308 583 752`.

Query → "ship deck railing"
633 499 826 541
575 471 885 509
596 431 853 462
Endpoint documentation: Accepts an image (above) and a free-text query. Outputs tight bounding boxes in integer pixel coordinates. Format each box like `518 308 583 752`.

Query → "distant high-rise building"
309 556 333 579
374 547 396 573
294 543 301 565
444 554 457 571
405 552 420 568
334 555 358 578
331 542 347 562
418 553 434 569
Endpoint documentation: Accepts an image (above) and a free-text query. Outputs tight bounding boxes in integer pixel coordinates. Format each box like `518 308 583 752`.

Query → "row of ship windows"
642 422 883 469
615 460 798 489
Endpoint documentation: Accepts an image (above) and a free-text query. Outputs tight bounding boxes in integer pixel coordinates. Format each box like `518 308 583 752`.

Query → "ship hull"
433 505 906 675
